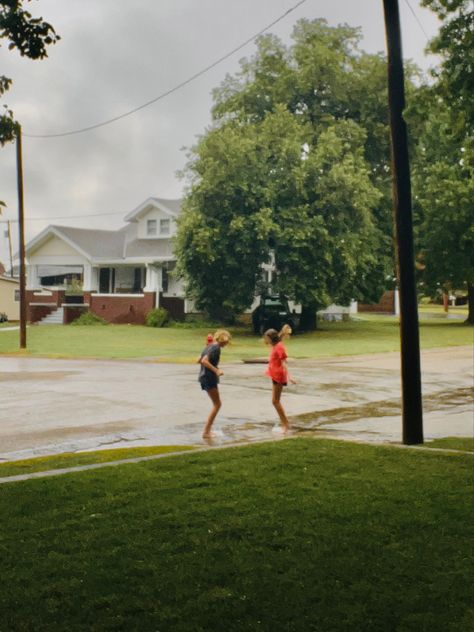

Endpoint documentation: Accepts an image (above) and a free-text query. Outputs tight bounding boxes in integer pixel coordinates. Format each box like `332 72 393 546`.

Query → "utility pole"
383 0 423 444
16 125 27 349
7 220 14 277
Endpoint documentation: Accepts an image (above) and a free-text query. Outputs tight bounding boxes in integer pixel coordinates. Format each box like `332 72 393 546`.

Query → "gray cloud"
0 0 440 264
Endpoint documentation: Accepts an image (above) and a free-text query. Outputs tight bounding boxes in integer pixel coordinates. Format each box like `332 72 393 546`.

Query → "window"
160 219 170 235
147 219 157 236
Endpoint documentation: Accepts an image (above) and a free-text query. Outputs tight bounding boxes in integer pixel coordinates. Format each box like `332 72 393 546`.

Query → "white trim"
92 293 145 298
90 257 175 264
29 302 57 306
61 303 90 307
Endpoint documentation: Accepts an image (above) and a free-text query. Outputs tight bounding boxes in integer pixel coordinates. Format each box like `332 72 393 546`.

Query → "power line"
23 0 307 139
0 210 126 222
403 0 430 42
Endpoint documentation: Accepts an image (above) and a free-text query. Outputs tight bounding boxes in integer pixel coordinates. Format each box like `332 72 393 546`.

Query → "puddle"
290 387 473 430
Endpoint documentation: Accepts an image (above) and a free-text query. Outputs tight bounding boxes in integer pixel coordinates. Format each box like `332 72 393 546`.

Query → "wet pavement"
0 346 472 461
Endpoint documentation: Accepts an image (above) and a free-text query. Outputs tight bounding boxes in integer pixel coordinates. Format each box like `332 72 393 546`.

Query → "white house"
25 198 189 324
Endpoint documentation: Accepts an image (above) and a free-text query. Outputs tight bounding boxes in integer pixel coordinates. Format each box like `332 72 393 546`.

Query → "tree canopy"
176 19 399 324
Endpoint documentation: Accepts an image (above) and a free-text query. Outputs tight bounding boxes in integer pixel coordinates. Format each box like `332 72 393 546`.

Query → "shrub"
145 307 169 328
0 312 8 323
70 311 108 326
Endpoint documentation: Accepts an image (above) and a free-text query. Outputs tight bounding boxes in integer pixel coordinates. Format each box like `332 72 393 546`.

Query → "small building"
25 198 190 324
0 275 20 321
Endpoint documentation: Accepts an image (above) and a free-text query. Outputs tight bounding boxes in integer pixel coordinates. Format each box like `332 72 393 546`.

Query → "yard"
0 314 471 361
0 438 472 631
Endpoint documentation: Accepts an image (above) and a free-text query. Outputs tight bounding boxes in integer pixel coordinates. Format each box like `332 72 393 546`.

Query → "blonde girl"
198 330 231 438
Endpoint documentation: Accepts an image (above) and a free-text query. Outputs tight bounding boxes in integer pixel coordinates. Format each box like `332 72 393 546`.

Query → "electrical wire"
403 0 431 42
0 210 126 222
23 0 307 139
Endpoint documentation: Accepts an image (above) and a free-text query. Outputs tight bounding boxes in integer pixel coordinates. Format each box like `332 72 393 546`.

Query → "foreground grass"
0 438 472 632
426 437 474 452
0 315 471 361
0 445 196 478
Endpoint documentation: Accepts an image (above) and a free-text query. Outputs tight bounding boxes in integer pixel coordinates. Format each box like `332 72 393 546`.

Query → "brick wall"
28 304 55 323
63 305 89 324
358 290 396 313
86 292 156 324
160 295 185 321
26 289 66 323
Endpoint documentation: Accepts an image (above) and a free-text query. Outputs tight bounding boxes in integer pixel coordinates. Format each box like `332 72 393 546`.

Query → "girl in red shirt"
264 328 296 433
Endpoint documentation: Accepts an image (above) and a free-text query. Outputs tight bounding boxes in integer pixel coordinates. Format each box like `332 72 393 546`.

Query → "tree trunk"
300 304 317 331
467 283 474 325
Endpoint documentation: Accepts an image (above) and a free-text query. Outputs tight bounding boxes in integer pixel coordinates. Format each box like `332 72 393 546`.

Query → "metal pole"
383 0 423 444
16 125 27 349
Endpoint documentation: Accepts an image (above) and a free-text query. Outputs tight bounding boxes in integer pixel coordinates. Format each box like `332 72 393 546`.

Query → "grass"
0 438 472 631
0 314 471 361
0 320 18 328
418 303 468 316
0 445 196 478
426 437 474 452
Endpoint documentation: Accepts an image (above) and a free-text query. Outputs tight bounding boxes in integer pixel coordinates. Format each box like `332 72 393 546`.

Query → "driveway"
0 346 472 461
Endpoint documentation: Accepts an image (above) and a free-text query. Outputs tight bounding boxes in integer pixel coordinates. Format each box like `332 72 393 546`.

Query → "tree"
409 93 474 324
0 1 60 145
409 1 474 324
176 20 403 326
421 0 474 126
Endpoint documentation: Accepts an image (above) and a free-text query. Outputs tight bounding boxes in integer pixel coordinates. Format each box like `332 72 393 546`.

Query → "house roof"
124 197 182 222
124 239 174 258
25 197 181 263
52 225 125 258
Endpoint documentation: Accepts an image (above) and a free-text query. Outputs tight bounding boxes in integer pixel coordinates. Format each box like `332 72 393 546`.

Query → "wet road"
0 346 472 461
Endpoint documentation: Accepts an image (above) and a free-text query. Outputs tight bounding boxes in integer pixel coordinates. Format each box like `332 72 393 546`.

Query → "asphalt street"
0 346 472 461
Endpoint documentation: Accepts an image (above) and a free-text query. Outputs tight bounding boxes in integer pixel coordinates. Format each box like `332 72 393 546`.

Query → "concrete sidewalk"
0 346 472 462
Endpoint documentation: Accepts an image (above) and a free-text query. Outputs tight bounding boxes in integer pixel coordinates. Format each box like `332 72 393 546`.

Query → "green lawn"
0 438 472 631
426 437 474 452
0 445 196 478
0 315 471 361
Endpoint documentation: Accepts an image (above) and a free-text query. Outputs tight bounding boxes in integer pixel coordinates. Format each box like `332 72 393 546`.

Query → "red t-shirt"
266 341 288 384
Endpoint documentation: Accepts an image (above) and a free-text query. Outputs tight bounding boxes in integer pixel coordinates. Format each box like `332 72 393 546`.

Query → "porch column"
82 263 94 291
144 264 161 307
26 263 40 289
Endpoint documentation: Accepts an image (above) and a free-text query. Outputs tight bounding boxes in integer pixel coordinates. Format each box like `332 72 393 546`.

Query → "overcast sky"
0 0 441 262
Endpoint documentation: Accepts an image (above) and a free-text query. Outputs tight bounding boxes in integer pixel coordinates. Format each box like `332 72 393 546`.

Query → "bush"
145 307 169 328
70 311 108 326
0 312 8 323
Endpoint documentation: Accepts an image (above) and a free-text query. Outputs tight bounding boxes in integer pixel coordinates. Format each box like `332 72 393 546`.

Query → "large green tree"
176 20 403 325
409 1 474 323
0 0 59 145
421 0 474 126
410 91 474 324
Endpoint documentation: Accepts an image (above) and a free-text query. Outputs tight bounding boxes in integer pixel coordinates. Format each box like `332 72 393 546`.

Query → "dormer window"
147 219 157 236
160 219 170 235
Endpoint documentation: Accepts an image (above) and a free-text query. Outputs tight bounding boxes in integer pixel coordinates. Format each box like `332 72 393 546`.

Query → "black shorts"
272 380 287 387
200 377 218 392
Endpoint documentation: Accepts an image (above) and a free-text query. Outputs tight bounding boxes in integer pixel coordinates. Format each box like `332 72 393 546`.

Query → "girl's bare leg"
202 387 221 438
272 383 290 431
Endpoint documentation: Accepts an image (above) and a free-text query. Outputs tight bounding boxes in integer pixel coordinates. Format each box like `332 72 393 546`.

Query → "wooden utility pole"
16 125 27 349
7 220 14 277
383 0 423 444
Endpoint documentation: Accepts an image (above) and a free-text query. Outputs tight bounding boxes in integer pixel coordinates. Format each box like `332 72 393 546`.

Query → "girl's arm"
200 355 224 376
282 360 297 384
